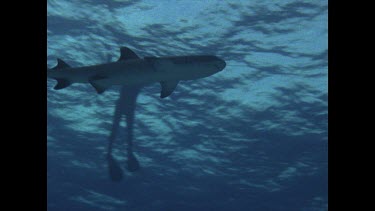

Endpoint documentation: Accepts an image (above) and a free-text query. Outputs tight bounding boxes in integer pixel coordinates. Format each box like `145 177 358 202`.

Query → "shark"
47 47 226 98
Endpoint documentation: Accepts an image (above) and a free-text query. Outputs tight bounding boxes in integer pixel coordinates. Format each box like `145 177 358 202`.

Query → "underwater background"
47 0 328 210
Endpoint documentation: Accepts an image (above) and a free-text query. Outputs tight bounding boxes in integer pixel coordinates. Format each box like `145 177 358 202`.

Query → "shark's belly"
107 66 161 86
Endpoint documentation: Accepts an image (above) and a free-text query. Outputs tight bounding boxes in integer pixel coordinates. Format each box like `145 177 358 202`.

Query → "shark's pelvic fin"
52 58 71 70
117 47 140 61
160 80 179 98
54 79 71 90
89 75 110 94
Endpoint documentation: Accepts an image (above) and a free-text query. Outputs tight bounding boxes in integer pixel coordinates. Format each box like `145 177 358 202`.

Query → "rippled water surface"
47 1 328 210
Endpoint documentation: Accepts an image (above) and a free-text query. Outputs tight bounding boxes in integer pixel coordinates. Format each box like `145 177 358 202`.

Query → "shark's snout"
214 57 226 71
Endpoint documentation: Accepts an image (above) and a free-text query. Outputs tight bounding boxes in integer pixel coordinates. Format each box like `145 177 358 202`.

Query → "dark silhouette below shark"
107 84 142 181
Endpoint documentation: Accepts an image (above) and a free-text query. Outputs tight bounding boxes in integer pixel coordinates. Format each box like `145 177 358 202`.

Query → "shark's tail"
48 59 73 90
52 78 73 90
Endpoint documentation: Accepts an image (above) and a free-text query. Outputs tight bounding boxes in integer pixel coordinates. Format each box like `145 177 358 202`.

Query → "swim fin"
126 152 140 172
107 154 123 182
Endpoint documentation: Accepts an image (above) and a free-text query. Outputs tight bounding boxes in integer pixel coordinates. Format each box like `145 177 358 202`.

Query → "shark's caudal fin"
160 80 179 98
49 59 73 90
54 79 72 90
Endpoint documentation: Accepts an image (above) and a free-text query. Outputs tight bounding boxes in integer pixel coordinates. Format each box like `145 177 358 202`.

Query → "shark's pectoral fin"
160 80 179 98
89 75 110 94
54 79 71 90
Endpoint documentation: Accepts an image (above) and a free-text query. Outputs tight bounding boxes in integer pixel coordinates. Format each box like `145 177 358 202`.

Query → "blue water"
47 1 328 210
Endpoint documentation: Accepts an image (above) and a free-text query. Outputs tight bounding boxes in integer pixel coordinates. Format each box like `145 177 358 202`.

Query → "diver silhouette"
104 48 143 181
107 84 143 181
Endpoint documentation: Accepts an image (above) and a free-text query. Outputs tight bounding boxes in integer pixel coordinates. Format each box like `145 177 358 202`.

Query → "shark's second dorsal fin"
52 58 71 70
160 80 179 98
117 47 140 61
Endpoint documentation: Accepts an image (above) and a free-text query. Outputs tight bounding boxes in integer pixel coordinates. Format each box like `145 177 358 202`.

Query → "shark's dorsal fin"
117 47 140 61
52 58 71 70
160 80 179 98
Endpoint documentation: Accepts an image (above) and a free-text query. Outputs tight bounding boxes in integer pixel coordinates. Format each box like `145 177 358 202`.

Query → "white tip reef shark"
47 47 226 98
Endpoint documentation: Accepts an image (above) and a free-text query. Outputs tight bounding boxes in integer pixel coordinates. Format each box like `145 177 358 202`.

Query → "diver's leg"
122 86 142 172
125 112 140 172
107 99 124 181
